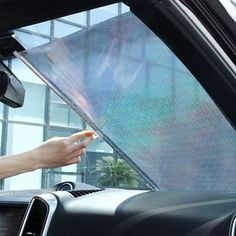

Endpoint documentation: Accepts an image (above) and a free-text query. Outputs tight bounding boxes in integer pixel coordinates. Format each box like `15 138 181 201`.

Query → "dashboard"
1 182 236 236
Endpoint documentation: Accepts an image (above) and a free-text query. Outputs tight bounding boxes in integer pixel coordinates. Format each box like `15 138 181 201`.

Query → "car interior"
0 0 235 235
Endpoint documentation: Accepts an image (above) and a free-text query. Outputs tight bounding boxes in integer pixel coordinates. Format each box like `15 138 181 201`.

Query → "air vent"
20 198 47 236
19 194 57 236
69 189 102 198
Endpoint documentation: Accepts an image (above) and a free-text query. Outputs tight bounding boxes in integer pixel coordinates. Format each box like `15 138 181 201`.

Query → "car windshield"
2 4 151 192
16 10 236 192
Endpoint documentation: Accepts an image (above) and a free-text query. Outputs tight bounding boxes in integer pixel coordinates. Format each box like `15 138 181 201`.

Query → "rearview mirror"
0 61 25 108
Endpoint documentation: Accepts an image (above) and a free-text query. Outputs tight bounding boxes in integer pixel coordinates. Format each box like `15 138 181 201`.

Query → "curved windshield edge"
218 0 236 22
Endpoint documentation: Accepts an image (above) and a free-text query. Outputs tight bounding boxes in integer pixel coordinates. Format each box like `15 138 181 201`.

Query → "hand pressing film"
82 133 99 146
0 130 99 179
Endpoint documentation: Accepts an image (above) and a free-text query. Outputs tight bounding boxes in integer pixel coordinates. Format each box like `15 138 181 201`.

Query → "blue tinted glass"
0 122 2 152
12 58 45 84
8 82 46 124
15 31 49 49
90 4 118 25
50 104 70 126
61 12 87 25
121 3 130 13
54 21 82 38
17 12 236 192
0 103 3 119
50 91 66 104
23 21 51 36
49 103 83 128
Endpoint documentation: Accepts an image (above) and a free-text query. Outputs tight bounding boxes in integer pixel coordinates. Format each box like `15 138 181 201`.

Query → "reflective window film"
17 12 236 191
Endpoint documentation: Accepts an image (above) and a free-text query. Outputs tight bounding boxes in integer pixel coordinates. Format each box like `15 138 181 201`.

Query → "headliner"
0 0 120 33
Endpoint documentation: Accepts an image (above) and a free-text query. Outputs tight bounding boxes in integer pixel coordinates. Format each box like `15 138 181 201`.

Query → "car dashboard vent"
20 198 47 236
19 194 57 236
69 189 102 198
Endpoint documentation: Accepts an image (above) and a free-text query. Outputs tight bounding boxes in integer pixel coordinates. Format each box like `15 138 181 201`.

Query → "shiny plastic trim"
18 193 57 236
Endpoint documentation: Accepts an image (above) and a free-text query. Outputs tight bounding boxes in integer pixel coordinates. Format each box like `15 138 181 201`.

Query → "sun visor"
15 12 236 191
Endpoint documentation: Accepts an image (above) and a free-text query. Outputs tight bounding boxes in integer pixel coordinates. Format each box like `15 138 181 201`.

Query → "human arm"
0 130 95 179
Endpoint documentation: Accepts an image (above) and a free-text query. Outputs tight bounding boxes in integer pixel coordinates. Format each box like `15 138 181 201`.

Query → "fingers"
68 142 86 153
62 149 84 166
72 148 86 158
67 130 95 144
66 156 80 165
66 135 94 153
41 131 94 168
68 156 81 165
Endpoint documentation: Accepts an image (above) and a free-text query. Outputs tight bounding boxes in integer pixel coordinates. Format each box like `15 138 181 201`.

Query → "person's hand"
31 130 95 169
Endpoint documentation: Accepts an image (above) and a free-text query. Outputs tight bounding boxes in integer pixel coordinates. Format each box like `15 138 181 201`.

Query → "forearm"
0 151 38 179
0 130 95 179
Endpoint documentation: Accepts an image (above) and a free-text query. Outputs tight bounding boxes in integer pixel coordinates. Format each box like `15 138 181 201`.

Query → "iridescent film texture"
17 12 236 191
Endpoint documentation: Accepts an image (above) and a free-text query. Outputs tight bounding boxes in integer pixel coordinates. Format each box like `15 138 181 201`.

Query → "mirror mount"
0 31 25 60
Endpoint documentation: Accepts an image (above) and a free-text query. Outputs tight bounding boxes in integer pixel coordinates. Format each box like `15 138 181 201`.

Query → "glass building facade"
0 3 130 190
